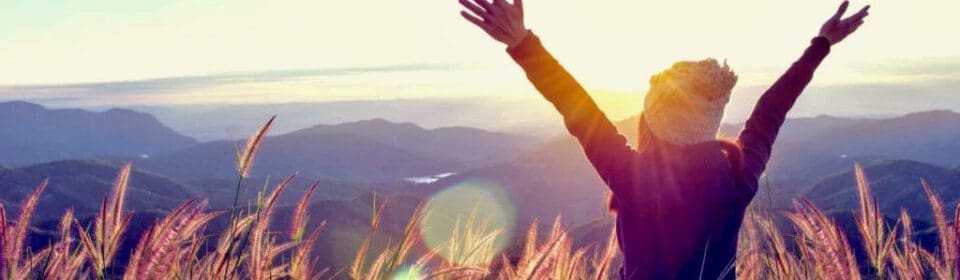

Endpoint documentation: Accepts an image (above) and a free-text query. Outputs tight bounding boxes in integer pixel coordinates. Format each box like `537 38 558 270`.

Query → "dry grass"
237 115 276 179
737 165 957 279
75 163 132 279
2 117 959 279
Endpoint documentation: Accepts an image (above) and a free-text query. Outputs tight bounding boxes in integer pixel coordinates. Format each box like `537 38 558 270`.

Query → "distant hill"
747 110 960 185
0 158 382 222
284 119 537 167
0 101 197 166
427 110 960 229
138 119 533 182
139 133 453 183
0 159 195 220
801 160 960 219
616 110 960 186
131 98 567 141
184 175 383 209
422 136 611 228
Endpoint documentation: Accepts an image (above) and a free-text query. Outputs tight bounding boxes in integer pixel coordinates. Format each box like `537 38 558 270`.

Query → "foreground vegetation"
1 117 957 279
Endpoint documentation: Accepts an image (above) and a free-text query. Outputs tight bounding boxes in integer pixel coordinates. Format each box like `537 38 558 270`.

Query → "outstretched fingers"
460 0 503 32
852 22 864 31
831 1 850 21
461 11 493 32
493 0 512 16
847 5 870 22
459 0 488 19
841 5 869 31
850 19 865 30
458 0 527 47
820 1 870 44
461 10 508 40
473 0 495 12
493 0 517 11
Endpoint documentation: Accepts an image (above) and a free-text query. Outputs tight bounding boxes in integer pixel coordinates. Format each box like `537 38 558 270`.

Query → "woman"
458 0 870 279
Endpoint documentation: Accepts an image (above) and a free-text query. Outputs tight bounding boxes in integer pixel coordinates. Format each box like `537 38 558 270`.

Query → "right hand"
459 0 530 48
818 1 870 45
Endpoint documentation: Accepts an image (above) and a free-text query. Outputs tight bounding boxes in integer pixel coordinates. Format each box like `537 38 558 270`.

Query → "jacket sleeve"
737 37 831 191
507 32 641 194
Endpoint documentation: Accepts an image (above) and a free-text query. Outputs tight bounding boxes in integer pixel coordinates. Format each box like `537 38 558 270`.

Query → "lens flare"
391 267 422 280
418 179 516 266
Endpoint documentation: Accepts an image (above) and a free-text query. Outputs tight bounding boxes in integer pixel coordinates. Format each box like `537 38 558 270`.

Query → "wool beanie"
642 58 738 146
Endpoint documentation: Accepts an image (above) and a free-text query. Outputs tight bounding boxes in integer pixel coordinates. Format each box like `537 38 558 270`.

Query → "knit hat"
642 58 738 145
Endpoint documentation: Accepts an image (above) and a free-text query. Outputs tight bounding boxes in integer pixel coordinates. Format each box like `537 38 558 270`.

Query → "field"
1 118 957 280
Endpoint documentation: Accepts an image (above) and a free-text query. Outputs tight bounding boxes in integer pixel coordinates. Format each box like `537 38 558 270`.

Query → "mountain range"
418 110 960 229
758 110 960 186
801 159 960 218
0 159 194 220
0 101 197 166
3 100 960 261
3 99 960 279
618 110 960 186
126 98 569 141
136 118 535 182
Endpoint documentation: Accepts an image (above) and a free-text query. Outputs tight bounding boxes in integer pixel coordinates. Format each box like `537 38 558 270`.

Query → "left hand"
819 1 870 45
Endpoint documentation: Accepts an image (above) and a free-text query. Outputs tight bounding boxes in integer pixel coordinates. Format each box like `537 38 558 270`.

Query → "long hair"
605 115 743 214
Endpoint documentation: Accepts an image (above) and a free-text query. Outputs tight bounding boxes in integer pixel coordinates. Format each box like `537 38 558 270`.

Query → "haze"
0 0 957 121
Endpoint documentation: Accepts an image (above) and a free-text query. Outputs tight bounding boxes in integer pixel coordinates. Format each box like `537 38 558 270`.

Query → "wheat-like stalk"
923 179 956 279
124 199 218 279
350 195 388 280
291 181 320 243
785 199 860 280
289 181 324 280
289 220 326 280
851 164 898 278
238 115 276 178
4 178 48 279
76 164 132 280
222 115 277 279
247 174 296 280
591 224 618 280
0 203 6 279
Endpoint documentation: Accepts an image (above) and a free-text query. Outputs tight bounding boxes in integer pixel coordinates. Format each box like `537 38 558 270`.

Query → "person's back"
458 0 870 278
615 141 748 279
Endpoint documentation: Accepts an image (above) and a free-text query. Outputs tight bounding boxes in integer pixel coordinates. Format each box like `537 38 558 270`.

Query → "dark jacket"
507 32 831 279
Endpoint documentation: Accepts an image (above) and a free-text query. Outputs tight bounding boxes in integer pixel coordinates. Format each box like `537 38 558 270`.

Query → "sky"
0 0 957 119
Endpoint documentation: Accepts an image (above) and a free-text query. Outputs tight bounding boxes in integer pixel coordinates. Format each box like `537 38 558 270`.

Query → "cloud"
0 64 456 105
721 76 960 123
853 56 960 78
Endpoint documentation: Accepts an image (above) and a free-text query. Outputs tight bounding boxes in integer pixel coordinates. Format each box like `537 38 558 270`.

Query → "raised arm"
459 0 640 191
737 1 870 188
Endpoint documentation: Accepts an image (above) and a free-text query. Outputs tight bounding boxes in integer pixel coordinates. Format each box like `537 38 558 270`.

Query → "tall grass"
736 164 957 279
221 115 277 279
3 116 960 279
75 163 131 279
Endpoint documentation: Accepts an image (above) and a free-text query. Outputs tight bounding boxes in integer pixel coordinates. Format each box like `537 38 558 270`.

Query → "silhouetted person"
459 0 870 279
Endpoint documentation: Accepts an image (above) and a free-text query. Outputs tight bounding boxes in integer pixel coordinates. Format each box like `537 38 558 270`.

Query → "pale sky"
0 0 957 114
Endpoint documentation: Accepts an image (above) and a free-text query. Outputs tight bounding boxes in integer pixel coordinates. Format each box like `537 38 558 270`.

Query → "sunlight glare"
391 267 422 280
418 179 516 266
